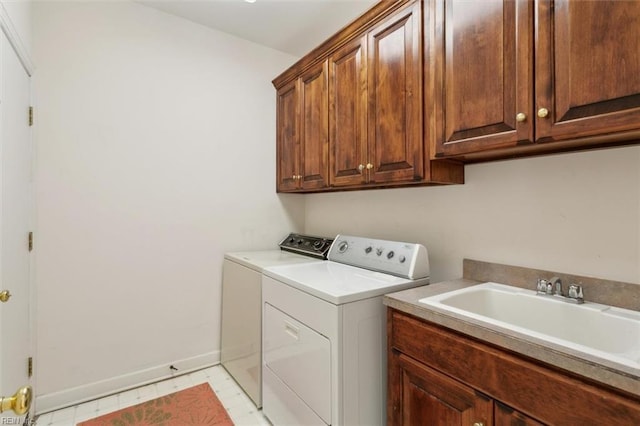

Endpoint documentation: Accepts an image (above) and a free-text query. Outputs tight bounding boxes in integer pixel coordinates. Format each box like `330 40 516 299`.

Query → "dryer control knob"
338 241 349 253
365 246 372 254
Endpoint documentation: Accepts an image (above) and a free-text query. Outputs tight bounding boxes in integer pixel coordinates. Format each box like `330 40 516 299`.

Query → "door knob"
366 163 373 170
537 107 549 118
0 386 32 415
358 164 364 172
515 112 527 122
0 290 11 303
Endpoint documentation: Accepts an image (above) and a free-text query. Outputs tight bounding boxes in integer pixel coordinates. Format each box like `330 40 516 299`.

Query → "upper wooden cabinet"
428 0 534 156
329 2 423 187
367 1 424 185
276 80 300 191
431 0 640 161
536 0 640 142
300 61 330 190
329 36 368 187
274 0 463 193
276 61 329 191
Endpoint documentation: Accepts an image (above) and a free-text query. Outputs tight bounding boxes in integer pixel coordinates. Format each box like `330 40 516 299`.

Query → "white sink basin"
419 282 640 370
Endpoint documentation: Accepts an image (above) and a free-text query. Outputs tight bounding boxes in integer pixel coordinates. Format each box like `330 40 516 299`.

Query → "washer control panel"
279 233 333 259
327 234 429 279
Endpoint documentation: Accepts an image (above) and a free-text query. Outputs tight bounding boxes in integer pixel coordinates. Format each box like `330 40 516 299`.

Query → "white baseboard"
35 351 220 415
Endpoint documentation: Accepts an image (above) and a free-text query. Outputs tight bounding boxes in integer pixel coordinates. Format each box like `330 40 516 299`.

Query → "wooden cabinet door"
329 36 368 187
389 351 493 426
276 80 300 191
432 0 534 158
535 0 640 143
299 61 329 190
368 0 423 184
494 401 545 426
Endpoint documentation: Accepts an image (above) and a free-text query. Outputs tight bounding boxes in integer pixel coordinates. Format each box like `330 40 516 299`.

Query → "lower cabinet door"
389 351 493 426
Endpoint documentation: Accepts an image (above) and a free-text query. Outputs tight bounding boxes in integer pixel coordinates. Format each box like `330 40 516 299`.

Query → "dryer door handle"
284 321 299 340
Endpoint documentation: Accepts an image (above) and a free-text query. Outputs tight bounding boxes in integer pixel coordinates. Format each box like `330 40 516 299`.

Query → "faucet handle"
568 284 584 303
536 278 547 293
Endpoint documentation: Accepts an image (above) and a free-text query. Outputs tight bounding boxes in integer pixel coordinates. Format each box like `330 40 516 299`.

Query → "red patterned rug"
77 383 234 426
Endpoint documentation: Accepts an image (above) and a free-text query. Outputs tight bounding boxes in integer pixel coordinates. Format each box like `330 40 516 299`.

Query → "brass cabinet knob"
0 386 32 415
358 164 364 172
472 423 485 426
0 290 11 303
537 107 549 118
366 163 373 170
515 112 527 122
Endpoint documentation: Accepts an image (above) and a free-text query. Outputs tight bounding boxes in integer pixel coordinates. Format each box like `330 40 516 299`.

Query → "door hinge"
28 357 33 378
29 106 33 126
28 232 33 252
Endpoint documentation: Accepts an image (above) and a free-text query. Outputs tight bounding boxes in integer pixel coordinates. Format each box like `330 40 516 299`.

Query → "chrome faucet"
536 277 584 304
550 276 563 296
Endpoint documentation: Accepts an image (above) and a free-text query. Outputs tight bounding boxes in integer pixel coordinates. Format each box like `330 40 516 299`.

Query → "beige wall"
30 0 640 412
33 0 302 409
305 146 640 285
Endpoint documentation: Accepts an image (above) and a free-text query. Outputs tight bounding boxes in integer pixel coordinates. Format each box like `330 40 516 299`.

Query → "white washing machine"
262 234 430 426
220 233 333 408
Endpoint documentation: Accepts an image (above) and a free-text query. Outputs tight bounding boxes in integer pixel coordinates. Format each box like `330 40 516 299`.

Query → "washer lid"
225 250 322 272
263 261 429 305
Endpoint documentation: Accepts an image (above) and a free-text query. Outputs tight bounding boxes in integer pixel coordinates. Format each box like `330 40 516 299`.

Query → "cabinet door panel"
276 80 300 191
536 0 640 141
433 0 533 157
368 1 423 183
389 351 493 426
300 61 329 190
329 37 368 187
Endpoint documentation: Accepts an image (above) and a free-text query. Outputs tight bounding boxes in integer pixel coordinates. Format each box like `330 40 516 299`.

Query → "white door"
0 28 33 419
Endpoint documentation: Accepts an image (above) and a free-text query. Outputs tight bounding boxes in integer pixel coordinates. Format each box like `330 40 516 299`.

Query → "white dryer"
220 233 332 407
262 234 430 425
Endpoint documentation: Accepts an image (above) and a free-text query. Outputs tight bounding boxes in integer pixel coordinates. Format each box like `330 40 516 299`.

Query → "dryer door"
263 303 331 424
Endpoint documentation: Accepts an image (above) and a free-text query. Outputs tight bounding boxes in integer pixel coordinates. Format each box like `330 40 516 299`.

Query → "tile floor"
35 365 270 426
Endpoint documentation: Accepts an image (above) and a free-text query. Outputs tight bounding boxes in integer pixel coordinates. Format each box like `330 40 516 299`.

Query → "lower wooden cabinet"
388 308 640 426
393 351 494 426
494 401 544 426
391 350 542 426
